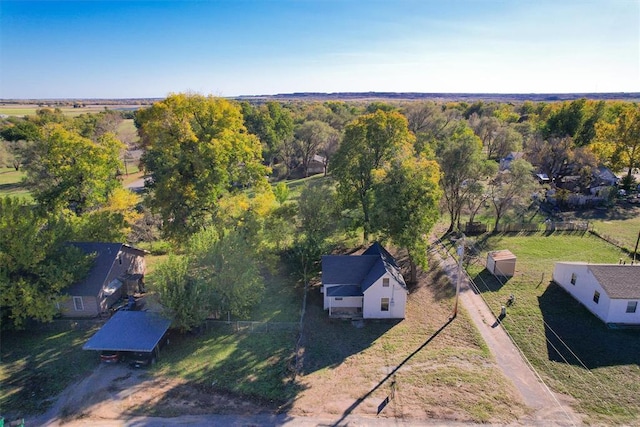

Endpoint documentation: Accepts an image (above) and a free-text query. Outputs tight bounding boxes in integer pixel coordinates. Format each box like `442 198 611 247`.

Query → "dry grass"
290 249 528 423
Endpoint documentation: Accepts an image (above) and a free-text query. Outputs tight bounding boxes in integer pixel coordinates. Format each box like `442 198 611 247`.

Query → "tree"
331 110 415 241
155 228 265 331
288 181 339 282
372 154 442 283
530 136 568 180
241 101 294 166
0 119 41 170
136 94 269 240
438 124 486 232
542 98 587 140
594 104 640 185
294 120 335 177
403 101 455 154
0 197 91 328
153 254 208 332
488 159 536 232
23 125 123 215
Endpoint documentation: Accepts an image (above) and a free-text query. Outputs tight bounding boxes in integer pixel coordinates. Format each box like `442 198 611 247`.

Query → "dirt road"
428 239 581 426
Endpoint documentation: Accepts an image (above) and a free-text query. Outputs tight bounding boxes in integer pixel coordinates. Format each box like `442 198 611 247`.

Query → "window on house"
381 297 390 311
593 291 600 304
626 301 638 313
383 278 390 287
73 296 84 311
570 273 577 285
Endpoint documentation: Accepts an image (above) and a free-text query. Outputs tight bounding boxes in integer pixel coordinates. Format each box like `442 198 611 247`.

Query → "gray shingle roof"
322 242 407 294
82 311 171 352
588 265 640 299
326 285 363 297
66 242 124 296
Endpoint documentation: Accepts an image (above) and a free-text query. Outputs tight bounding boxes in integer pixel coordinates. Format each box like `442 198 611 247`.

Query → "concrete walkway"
428 239 581 426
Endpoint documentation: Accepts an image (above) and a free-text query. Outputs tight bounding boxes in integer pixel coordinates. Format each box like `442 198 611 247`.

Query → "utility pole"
634 229 640 264
453 237 465 318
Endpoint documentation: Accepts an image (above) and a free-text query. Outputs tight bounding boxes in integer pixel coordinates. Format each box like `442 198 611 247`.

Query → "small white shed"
487 250 516 277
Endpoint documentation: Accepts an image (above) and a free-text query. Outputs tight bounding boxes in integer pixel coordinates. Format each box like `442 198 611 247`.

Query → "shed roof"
588 265 640 299
488 250 516 261
83 311 171 352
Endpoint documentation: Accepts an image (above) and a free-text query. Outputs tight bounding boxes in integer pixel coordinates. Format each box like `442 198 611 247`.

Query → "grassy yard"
563 204 640 252
291 250 528 423
138 259 301 413
0 323 100 416
0 168 31 200
460 232 640 425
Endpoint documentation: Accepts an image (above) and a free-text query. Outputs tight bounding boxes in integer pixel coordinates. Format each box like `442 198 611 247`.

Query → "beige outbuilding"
487 250 517 277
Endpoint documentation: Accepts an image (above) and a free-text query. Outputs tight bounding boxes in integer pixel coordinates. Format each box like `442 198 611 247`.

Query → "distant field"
0 103 144 118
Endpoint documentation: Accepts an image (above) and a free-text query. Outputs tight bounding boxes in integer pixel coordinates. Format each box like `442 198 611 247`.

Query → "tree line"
1 95 638 330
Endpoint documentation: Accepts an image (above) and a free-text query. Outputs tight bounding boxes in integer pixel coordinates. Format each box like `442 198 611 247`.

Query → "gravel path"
428 239 582 426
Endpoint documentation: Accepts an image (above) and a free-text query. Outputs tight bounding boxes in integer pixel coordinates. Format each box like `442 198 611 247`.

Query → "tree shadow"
538 282 640 369
330 316 455 426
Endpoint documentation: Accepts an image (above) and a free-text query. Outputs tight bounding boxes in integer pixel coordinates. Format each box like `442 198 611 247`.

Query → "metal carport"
83 311 171 353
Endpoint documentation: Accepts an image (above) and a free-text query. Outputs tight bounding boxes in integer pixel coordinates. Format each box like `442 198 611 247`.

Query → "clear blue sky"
0 0 638 98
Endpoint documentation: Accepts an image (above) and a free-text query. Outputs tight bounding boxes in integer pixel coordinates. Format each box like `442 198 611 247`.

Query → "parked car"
129 332 170 368
99 350 123 363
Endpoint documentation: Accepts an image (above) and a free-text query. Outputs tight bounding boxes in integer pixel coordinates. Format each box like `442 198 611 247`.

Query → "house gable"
553 262 640 325
321 242 408 318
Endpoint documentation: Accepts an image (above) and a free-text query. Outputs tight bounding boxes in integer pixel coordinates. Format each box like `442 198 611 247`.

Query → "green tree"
153 254 208 332
289 181 339 282
23 125 123 215
154 228 265 331
331 110 415 241
241 101 294 166
0 197 91 328
488 159 536 232
137 94 269 240
438 124 486 232
372 154 442 283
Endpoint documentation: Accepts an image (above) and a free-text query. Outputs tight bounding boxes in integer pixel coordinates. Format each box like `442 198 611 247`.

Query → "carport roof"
83 311 171 353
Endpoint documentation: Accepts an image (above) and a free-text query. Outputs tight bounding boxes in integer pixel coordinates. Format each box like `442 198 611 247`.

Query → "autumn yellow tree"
593 104 640 187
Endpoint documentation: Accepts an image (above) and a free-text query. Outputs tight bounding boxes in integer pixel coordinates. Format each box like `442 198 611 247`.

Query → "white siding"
607 299 640 324
362 274 407 319
553 262 627 324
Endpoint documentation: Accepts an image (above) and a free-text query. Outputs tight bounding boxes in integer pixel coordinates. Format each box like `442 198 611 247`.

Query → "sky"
0 0 638 99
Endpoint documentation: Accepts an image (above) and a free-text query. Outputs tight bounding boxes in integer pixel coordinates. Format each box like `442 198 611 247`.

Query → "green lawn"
0 324 100 416
461 232 640 425
0 168 31 200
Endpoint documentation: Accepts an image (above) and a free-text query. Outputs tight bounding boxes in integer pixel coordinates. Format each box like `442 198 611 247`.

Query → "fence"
493 221 590 233
205 319 299 334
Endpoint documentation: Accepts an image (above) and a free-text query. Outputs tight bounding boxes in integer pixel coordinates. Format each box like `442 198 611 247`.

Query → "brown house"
58 242 146 317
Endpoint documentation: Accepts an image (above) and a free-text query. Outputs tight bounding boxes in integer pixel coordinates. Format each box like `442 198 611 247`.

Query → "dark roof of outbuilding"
82 311 171 352
588 265 640 299
322 242 407 294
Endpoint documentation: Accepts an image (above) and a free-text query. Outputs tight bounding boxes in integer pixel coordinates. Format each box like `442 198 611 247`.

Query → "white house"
553 262 640 325
321 242 408 319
